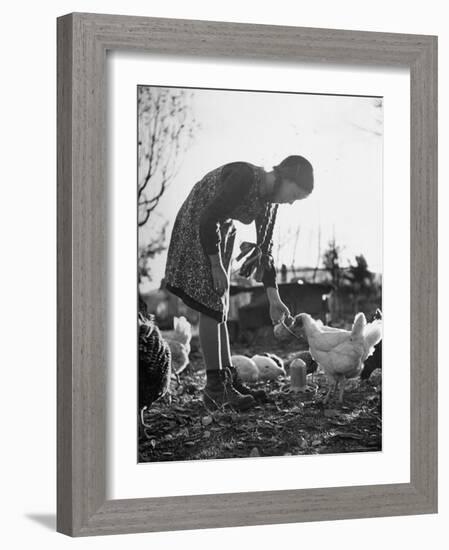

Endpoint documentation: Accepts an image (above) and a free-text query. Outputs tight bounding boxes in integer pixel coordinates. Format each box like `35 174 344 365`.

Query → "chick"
252 354 286 380
231 355 259 382
260 352 284 371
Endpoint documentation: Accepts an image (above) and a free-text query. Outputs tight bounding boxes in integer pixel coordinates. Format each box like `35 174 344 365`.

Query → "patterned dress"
165 161 277 322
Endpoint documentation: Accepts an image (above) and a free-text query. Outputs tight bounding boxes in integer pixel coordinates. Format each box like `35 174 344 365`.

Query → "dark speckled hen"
361 309 383 380
360 341 382 380
138 299 171 412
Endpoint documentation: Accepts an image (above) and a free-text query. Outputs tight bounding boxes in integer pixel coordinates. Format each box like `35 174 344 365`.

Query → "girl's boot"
203 368 255 411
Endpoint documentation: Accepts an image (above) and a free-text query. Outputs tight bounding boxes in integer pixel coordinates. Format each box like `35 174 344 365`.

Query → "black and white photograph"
137 84 383 463
0 0 440 543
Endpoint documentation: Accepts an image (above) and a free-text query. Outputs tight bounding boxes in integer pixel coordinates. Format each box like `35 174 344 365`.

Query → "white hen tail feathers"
351 312 367 339
363 319 383 350
351 313 382 358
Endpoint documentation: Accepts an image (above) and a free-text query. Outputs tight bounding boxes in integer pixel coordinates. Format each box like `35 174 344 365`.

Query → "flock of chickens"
139 299 383 417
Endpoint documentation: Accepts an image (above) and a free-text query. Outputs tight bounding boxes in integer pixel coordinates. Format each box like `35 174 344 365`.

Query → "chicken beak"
294 315 303 328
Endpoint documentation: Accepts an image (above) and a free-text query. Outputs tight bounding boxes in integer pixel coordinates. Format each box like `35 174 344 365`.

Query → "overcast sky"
139 86 383 289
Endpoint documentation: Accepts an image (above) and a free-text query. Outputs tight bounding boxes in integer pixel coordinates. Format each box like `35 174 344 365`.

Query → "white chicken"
287 312 382 404
231 355 259 382
161 316 192 376
251 354 286 381
260 352 285 371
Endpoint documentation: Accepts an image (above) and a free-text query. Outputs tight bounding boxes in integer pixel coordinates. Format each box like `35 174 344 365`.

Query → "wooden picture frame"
57 12 438 536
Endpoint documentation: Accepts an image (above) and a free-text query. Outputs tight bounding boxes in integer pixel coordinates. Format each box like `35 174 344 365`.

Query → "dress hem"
165 283 224 322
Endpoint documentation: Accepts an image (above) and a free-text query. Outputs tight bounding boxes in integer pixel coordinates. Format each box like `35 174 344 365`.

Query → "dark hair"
239 157 312 283
273 155 314 194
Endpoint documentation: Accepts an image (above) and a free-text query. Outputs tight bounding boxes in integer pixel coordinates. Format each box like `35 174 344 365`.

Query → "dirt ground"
139 336 382 463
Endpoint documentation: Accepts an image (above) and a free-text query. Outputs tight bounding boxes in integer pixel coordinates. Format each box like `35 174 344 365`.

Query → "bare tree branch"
137 87 200 227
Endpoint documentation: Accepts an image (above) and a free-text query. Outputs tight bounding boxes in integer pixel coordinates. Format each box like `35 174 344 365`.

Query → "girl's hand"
269 299 291 325
211 264 229 296
266 287 291 324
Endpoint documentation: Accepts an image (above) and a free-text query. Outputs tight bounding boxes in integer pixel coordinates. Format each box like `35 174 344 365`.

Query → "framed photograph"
57 13 437 536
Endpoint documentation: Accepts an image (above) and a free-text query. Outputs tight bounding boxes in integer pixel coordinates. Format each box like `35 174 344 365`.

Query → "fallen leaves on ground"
139 341 381 463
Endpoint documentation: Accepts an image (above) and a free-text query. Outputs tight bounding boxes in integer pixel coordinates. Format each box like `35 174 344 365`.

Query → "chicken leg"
323 379 337 404
337 378 347 404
